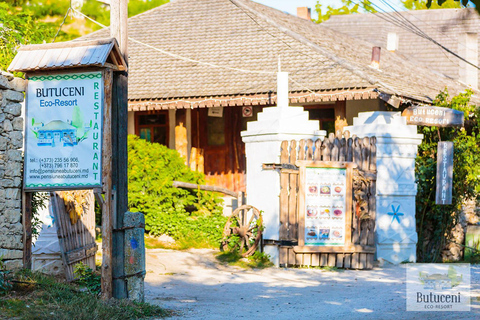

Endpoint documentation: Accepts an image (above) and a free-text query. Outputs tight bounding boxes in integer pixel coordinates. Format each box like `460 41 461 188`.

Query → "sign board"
297 161 354 249
436 141 454 205
24 72 103 190
402 106 464 127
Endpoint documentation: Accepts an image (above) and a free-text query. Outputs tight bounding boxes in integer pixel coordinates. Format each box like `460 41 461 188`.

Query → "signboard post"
435 141 454 205
296 161 354 251
24 72 103 190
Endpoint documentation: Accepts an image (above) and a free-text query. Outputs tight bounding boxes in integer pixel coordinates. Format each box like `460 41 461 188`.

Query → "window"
135 112 168 145
207 116 225 146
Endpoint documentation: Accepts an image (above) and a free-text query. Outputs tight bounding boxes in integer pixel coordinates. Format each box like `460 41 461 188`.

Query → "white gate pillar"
345 112 423 264
241 72 324 265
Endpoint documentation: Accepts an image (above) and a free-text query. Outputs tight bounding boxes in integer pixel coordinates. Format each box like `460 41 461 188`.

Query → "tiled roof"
81 0 478 106
322 8 480 87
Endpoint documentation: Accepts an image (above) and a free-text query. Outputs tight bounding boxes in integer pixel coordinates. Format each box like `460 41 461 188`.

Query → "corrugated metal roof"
8 38 126 73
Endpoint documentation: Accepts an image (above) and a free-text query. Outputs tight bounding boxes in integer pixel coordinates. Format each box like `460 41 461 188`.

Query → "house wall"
0 72 26 270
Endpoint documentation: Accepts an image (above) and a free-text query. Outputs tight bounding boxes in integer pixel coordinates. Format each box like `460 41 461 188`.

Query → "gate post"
345 112 423 264
241 72 323 266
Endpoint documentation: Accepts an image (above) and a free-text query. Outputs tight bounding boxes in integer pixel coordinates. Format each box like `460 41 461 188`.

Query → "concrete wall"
345 99 385 125
0 71 26 270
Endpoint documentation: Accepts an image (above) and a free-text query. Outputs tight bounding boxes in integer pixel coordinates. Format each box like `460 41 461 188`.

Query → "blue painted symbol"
387 205 404 224
130 238 138 250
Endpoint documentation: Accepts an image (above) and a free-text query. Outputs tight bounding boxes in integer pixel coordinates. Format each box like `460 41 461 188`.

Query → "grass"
144 234 217 250
0 270 173 320
215 251 273 269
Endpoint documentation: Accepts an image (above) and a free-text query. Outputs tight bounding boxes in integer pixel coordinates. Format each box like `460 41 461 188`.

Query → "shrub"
128 135 226 247
415 89 480 262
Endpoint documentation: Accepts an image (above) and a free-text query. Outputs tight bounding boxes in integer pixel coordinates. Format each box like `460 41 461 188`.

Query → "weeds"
73 262 101 296
216 251 273 269
0 270 172 319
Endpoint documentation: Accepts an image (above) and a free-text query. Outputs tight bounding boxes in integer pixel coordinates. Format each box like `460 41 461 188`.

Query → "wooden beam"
101 69 113 300
172 181 239 198
292 245 376 254
22 192 32 270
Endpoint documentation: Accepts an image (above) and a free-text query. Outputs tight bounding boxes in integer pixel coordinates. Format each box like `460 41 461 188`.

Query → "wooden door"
193 108 246 192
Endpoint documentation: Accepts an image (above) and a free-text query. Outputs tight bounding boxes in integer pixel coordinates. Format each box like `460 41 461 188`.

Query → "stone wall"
0 71 26 270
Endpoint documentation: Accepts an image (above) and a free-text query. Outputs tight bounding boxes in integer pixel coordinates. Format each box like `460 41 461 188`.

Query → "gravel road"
144 249 480 320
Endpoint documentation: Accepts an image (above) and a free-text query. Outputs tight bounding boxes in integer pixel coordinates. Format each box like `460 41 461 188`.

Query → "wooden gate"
51 191 97 280
278 131 377 269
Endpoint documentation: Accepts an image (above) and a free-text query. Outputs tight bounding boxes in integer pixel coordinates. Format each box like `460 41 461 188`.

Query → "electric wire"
351 0 480 70
52 7 72 43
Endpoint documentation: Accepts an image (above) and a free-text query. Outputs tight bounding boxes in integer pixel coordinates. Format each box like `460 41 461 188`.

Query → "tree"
313 0 376 23
314 0 479 23
0 3 56 74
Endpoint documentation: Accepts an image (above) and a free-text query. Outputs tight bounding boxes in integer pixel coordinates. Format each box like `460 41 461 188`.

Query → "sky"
251 0 405 20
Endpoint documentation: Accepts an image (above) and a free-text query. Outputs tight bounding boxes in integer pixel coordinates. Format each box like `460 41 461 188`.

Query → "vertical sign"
24 72 103 189
304 167 347 246
435 141 453 205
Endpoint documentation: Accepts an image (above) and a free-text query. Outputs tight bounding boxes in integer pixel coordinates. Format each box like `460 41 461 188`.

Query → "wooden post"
22 192 32 270
101 69 114 299
110 0 129 299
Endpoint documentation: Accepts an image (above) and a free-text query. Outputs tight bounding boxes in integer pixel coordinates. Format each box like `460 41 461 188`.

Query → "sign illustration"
25 72 103 189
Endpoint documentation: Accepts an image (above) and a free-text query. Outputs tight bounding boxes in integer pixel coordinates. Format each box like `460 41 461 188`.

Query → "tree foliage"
128 136 226 248
415 90 480 262
314 0 478 23
314 0 377 23
0 3 56 74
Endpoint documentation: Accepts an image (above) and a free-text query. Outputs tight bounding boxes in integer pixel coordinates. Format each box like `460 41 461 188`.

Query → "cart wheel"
221 205 262 257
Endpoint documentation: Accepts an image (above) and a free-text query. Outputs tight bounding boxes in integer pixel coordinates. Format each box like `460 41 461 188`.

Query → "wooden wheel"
221 205 262 257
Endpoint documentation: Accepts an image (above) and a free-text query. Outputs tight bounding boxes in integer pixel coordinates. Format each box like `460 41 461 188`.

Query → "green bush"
415 89 480 262
128 135 226 248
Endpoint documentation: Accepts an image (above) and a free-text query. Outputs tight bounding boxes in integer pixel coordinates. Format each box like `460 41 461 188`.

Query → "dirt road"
145 249 480 319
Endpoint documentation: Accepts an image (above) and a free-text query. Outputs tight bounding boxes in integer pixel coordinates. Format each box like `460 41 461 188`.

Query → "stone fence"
0 71 26 270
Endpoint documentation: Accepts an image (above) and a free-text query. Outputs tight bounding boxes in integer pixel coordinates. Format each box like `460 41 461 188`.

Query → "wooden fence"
278 131 377 269
51 191 97 280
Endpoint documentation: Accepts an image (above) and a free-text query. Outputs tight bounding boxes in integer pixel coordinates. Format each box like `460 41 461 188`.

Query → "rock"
0 75 11 90
5 162 22 178
3 119 12 132
5 188 21 200
0 137 6 150
4 90 24 102
9 131 23 149
0 233 23 249
4 102 21 116
3 259 23 270
6 150 22 162
0 249 23 260
8 77 27 92
158 234 176 243
0 179 14 187
0 71 14 81
0 208 21 224
13 177 21 187
12 117 23 131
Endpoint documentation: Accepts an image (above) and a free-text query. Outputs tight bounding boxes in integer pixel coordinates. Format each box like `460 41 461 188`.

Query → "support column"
241 72 324 266
345 112 423 264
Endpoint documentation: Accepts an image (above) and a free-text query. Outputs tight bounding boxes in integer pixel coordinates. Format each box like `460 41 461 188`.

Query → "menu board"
304 167 347 246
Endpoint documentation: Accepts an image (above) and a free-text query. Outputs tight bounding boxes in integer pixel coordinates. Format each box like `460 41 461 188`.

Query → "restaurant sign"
402 106 464 127
435 141 454 205
24 72 103 190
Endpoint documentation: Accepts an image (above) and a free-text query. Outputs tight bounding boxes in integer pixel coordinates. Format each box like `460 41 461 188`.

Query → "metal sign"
402 106 464 127
24 72 103 190
436 141 454 205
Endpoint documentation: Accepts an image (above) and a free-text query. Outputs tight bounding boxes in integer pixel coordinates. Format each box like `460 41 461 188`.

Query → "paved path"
145 249 480 319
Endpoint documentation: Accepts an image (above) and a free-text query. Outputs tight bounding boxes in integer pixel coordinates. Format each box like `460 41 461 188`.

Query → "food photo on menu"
307 206 318 218
306 227 317 240
307 184 318 196
319 228 330 239
319 185 331 195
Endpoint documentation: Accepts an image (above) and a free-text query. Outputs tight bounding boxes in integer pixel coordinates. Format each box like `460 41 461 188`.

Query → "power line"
351 0 480 70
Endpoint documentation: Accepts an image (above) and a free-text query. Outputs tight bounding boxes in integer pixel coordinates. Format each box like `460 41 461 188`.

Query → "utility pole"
106 0 129 299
